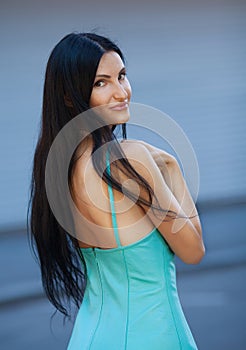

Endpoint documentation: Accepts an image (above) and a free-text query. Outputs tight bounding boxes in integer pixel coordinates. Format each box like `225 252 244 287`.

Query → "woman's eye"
119 73 126 80
94 80 105 87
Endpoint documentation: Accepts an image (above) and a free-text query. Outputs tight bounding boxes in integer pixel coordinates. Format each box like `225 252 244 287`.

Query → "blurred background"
0 0 245 349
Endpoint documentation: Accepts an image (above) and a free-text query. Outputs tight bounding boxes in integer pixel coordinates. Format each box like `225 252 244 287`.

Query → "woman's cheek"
90 91 105 108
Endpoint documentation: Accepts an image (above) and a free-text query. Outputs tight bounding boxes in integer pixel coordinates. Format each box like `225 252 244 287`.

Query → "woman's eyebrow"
95 74 111 78
95 67 126 78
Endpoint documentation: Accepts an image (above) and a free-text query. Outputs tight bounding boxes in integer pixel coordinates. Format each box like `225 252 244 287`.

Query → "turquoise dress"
67 154 198 350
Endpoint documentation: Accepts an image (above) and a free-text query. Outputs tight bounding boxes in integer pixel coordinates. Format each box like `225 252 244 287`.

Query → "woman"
29 32 205 349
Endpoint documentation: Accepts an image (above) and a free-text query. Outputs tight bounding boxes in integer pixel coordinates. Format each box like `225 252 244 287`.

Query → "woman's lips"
109 102 129 111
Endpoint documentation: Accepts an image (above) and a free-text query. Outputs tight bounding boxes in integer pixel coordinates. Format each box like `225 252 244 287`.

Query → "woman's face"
90 51 132 125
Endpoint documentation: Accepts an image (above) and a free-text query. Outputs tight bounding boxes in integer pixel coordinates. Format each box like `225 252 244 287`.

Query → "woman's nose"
113 82 128 101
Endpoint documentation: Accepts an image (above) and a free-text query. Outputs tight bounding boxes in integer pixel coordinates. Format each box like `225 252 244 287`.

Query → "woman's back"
72 140 156 249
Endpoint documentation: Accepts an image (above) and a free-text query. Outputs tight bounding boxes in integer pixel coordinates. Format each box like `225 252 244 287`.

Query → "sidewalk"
0 262 245 350
0 202 245 306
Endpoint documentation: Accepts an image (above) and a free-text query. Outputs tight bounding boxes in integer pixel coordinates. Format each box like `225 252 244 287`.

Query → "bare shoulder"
120 138 143 147
121 138 173 154
120 138 176 166
120 139 152 162
119 139 158 182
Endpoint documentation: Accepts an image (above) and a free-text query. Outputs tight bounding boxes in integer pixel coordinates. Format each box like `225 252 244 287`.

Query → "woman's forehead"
96 51 124 75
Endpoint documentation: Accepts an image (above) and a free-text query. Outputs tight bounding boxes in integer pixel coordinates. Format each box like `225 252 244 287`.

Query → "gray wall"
0 0 245 230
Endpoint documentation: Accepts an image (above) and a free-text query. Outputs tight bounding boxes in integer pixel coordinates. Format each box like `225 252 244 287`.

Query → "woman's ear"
64 94 73 108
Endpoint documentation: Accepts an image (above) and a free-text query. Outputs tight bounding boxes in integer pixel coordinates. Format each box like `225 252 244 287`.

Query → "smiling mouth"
109 102 129 111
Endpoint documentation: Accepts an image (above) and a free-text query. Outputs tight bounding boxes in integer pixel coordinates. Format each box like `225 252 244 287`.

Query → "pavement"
0 262 245 349
0 202 246 349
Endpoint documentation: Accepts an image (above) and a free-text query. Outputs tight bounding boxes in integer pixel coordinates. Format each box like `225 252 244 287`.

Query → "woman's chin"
115 111 130 124
108 114 130 127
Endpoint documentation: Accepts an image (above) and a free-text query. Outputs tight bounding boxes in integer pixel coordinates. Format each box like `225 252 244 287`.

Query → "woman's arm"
135 140 202 236
122 140 205 264
121 139 202 235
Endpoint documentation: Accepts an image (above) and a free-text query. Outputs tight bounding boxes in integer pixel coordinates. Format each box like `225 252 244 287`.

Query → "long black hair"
28 32 175 317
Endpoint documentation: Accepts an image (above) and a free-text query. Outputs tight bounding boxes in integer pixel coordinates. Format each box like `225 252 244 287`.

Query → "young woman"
29 32 205 349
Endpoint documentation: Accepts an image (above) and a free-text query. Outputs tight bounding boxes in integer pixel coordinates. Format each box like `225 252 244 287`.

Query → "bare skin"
71 139 156 250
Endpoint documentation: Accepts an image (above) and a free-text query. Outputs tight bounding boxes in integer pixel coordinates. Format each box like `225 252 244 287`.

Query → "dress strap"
106 151 122 248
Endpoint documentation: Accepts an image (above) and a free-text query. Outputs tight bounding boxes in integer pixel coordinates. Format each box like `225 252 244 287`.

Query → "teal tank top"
67 152 198 350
